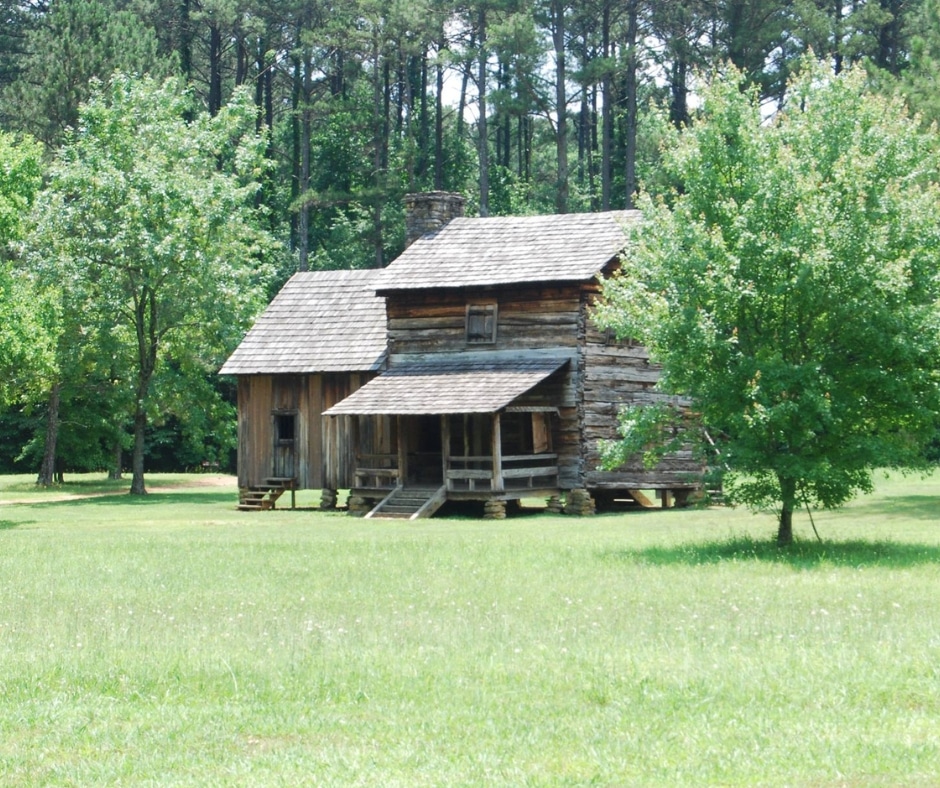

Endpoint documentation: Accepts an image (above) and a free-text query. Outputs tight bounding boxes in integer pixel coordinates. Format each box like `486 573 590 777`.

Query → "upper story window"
467 302 497 344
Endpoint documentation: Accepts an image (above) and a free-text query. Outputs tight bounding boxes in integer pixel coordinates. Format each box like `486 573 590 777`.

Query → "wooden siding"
236 375 271 488
236 372 386 490
320 373 392 490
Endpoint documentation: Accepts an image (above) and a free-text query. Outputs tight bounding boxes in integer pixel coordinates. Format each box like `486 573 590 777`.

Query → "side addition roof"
219 269 387 375
376 209 640 292
323 359 568 416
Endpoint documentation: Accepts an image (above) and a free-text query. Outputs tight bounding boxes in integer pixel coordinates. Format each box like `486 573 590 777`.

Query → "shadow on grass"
2 481 131 496
28 490 237 508
601 537 940 569
847 495 940 522
0 520 22 530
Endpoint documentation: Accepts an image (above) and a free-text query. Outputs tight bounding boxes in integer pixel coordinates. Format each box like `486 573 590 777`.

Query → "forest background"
1 0 939 481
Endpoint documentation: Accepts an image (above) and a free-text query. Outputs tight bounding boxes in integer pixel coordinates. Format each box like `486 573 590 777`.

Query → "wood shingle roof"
219 270 387 375
376 209 640 292
323 359 567 415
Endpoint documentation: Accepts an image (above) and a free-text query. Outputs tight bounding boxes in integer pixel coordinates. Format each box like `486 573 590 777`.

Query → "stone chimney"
404 192 466 247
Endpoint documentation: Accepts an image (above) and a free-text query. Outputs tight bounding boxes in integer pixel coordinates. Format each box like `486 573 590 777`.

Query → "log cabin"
318 193 703 518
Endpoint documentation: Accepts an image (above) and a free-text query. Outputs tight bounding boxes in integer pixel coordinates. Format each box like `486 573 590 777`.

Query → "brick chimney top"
404 192 466 247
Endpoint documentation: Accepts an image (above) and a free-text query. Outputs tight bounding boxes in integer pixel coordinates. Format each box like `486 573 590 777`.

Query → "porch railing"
354 452 560 493
447 453 559 492
354 453 399 488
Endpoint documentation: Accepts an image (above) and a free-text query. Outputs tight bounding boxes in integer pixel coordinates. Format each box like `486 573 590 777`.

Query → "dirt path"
0 475 236 505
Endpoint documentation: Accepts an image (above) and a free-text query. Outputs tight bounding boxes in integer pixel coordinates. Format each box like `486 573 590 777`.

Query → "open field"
0 471 938 786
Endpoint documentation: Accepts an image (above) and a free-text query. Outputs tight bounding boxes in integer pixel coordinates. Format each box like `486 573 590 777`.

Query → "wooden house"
321 194 702 518
219 269 389 510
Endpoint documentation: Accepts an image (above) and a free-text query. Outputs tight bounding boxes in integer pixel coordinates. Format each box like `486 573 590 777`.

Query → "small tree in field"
30 75 276 495
596 61 940 546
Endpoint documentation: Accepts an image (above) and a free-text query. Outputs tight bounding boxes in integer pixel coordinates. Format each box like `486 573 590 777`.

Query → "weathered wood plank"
585 471 702 488
584 369 659 386
388 316 466 331
585 344 652 361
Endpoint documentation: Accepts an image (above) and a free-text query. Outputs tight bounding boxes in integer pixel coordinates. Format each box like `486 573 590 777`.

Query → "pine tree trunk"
371 34 385 268
477 6 489 217
37 381 61 487
625 0 639 207
418 50 430 182
601 2 612 210
298 50 312 272
435 37 445 190
254 38 266 132
552 0 568 214
670 55 689 128
208 21 222 115
178 0 193 82
833 0 844 74
290 51 301 254
457 31 475 142
236 38 249 86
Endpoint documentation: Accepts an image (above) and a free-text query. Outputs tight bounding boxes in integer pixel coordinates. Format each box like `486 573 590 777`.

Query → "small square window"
275 413 296 443
467 303 497 344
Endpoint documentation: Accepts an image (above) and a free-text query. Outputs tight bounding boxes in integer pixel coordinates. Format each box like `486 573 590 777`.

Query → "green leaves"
25 74 281 491
0 132 53 404
598 59 940 543
0 132 41 249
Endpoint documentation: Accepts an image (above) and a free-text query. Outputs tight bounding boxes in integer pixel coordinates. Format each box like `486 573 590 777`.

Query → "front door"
273 412 296 478
404 415 442 485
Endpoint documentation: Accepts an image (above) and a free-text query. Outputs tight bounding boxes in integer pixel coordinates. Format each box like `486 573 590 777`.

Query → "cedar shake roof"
376 209 640 292
219 270 387 375
323 359 567 415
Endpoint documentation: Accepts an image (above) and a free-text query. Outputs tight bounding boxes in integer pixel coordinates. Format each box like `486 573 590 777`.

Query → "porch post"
440 414 450 490
491 412 503 491
397 415 407 486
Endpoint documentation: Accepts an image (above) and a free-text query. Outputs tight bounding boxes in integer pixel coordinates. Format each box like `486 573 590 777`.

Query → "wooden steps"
366 485 447 520
238 477 296 511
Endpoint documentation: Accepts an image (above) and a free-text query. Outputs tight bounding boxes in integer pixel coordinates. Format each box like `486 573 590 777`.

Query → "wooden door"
273 412 296 478
405 415 443 484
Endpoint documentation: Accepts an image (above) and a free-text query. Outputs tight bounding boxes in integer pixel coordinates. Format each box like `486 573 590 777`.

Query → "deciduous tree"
597 61 940 546
28 74 278 494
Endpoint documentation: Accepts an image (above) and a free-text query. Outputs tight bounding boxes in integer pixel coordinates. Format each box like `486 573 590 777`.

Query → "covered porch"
323 359 569 518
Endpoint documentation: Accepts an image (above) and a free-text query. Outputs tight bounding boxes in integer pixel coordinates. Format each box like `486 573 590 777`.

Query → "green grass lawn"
0 472 938 786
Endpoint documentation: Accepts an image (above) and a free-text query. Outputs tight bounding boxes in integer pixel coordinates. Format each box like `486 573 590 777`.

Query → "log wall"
580 292 702 490
382 279 701 494
387 285 583 355
385 285 582 489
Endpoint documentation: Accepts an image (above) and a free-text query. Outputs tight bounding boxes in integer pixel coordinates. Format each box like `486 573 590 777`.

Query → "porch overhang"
322 359 568 416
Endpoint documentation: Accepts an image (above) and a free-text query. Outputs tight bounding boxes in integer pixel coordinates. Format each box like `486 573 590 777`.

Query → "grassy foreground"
0 472 938 786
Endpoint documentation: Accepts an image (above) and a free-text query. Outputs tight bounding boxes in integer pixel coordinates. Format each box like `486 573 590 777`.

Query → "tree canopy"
0 0 938 480
27 75 278 493
0 131 53 406
596 61 940 546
